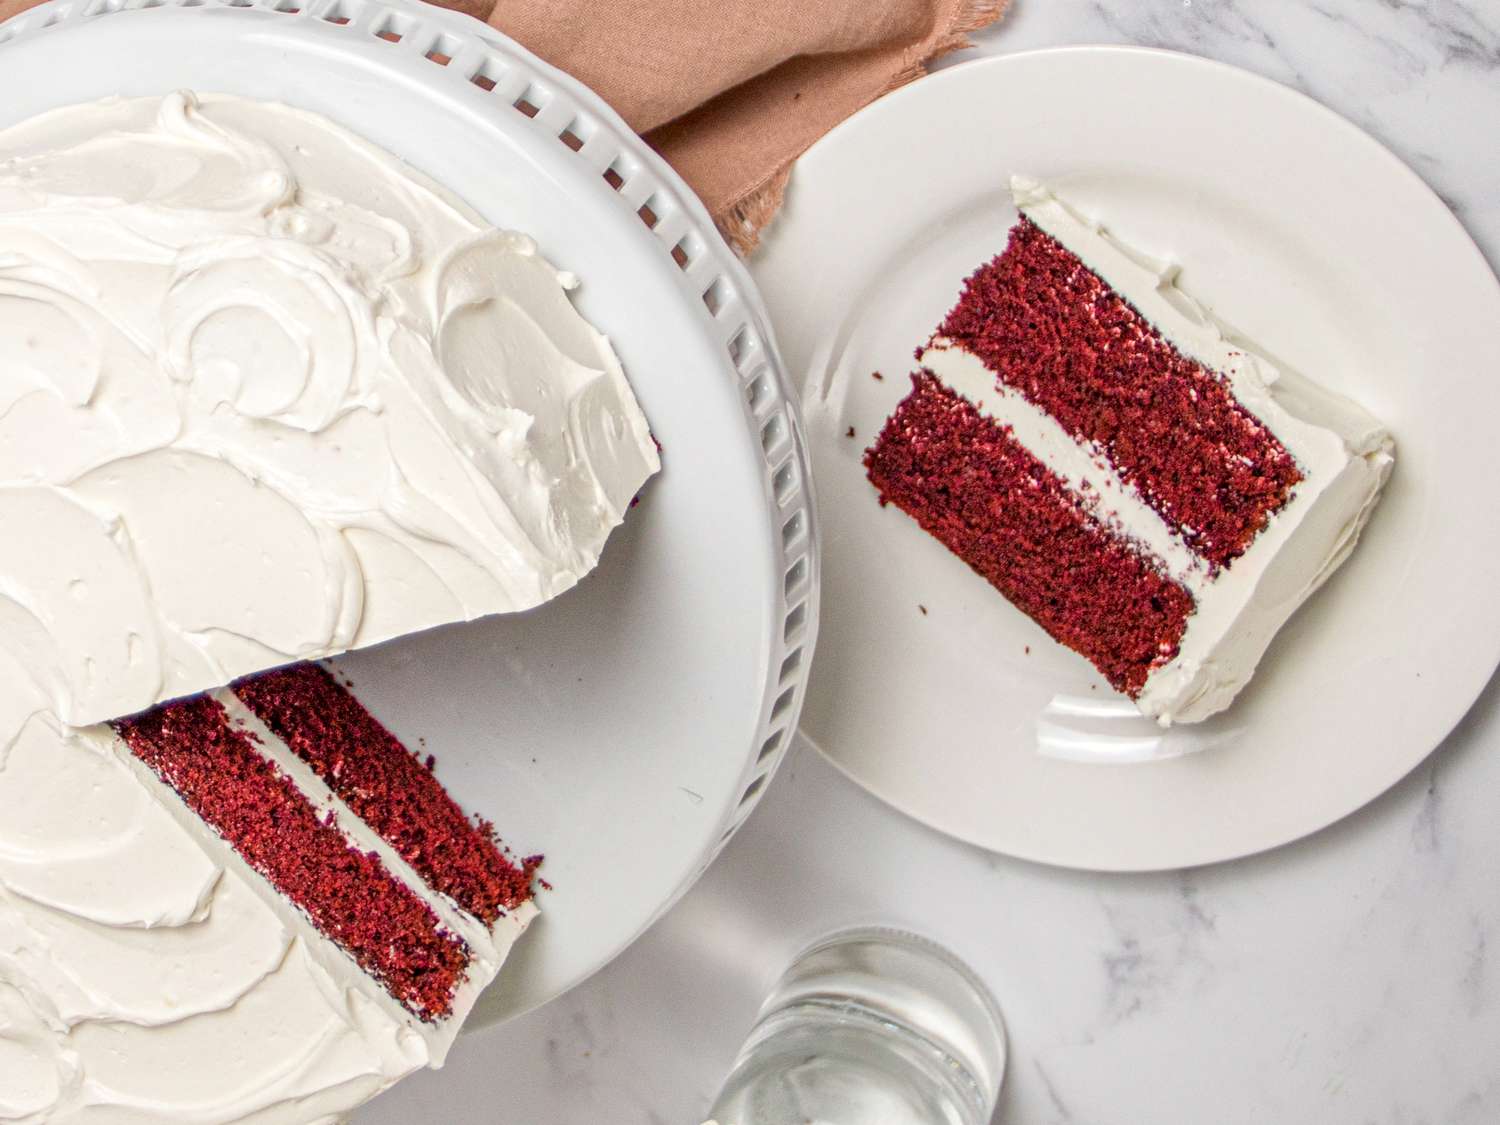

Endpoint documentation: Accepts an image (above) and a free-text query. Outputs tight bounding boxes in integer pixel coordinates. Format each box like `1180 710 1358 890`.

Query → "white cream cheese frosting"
924 177 1394 727
0 90 659 727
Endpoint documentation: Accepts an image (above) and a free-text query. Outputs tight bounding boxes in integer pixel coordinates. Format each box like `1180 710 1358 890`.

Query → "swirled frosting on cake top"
0 90 659 727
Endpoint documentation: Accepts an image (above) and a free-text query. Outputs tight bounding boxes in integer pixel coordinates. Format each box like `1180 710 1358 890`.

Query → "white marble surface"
362 2 1500 1121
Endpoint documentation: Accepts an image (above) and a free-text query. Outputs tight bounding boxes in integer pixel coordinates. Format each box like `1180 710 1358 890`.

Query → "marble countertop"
363 2 1500 1121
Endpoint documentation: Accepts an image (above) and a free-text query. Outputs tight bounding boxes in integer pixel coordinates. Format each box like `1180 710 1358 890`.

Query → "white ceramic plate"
752 46 1500 871
0 0 818 1022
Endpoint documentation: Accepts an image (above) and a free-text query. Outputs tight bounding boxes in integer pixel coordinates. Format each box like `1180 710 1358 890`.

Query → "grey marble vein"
1460 916 1487 1019
1098 872 1218 1026
1032 1058 1076 1124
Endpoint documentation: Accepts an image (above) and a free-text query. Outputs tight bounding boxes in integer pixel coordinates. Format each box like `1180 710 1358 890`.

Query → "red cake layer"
114 696 469 1021
938 217 1302 568
234 664 533 925
865 373 1194 695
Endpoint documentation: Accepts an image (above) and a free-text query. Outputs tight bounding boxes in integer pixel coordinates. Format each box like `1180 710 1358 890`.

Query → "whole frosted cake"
0 91 657 1121
866 177 1394 725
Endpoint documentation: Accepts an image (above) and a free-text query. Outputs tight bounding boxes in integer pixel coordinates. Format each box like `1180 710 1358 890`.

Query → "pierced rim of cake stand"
0 0 819 1024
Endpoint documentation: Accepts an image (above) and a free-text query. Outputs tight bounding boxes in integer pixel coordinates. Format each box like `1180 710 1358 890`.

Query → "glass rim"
783 923 1007 1049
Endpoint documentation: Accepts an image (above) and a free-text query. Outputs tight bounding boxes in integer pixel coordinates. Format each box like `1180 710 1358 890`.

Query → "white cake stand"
0 0 818 1025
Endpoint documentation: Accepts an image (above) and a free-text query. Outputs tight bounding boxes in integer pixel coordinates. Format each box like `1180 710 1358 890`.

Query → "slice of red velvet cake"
111 662 536 1035
866 177 1394 724
233 663 537 929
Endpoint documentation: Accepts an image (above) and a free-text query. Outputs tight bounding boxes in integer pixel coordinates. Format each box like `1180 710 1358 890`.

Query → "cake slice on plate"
865 177 1394 725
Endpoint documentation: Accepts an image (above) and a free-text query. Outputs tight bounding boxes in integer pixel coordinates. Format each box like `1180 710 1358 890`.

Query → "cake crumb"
918 604 928 616
846 425 856 439
1024 645 1030 654
871 370 884 381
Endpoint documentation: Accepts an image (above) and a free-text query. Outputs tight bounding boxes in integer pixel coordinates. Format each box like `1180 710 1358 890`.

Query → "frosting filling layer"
866 373 1194 695
234 664 535 926
939 212 1303 568
113 694 472 1023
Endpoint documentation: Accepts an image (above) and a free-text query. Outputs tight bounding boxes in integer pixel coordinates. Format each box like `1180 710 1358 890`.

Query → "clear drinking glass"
704 927 1006 1125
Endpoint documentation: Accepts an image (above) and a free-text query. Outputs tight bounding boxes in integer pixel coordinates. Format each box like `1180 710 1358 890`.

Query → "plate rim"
761 43 1500 872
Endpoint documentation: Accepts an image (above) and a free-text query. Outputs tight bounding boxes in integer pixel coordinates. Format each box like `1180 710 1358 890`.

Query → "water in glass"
705 927 1005 1125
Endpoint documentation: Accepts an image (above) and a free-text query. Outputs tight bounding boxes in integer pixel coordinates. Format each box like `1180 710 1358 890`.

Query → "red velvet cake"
869 372 1196 698
234 663 536 927
115 693 472 1020
113 663 537 1024
866 177 1394 724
